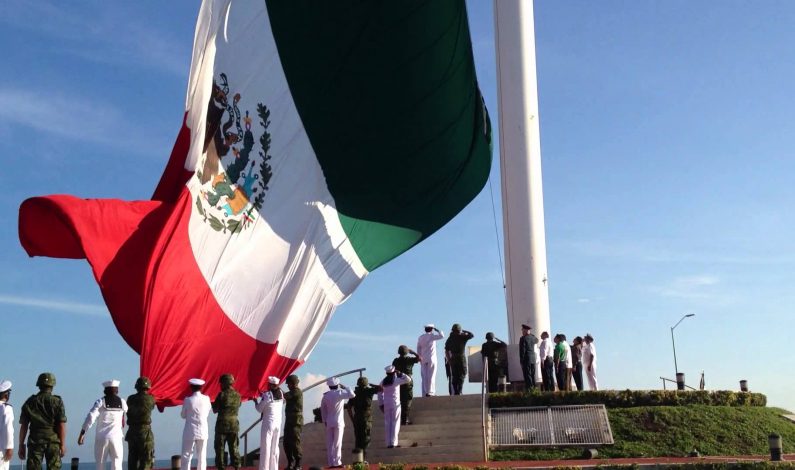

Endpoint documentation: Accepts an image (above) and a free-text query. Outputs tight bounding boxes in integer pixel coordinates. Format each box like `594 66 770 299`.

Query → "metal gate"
490 405 613 447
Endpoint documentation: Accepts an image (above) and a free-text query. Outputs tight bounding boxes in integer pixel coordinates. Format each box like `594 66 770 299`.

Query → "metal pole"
482 356 489 462
671 327 679 375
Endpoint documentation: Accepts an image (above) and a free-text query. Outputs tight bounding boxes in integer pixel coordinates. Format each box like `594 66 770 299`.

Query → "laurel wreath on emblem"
194 73 273 234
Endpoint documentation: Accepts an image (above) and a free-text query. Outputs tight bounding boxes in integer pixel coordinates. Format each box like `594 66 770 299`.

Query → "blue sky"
2 0 795 462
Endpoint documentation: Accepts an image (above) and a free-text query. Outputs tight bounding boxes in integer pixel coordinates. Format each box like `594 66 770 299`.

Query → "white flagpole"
493 0 551 347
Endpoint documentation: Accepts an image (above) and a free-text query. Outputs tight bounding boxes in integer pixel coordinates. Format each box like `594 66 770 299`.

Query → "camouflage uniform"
444 325 474 395
212 375 241 470
20 373 66 470
126 377 156 470
391 347 420 425
282 376 303 470
346 378 379 456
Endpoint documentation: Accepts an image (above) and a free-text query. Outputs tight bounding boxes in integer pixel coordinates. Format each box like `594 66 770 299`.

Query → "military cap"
521 324 532 330
0 380 11 393
398 345 409 355
220 374 235 385
452 323 462 332
326 377 340 387
485 332 495 340
268 376 280 385
135 377 152 390
385 365 396 373
424 323 435 328
356 377 369 387
188 378 205 386
286 375 300 386
36 372 56 387
102 379 121 388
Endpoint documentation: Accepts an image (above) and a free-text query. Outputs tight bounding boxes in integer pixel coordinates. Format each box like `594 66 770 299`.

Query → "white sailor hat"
102 380 120 388
424 323 434 328
188 378 206 386
0 380 11 393
385 365 396 373
326 377 340 387
268 376 280 385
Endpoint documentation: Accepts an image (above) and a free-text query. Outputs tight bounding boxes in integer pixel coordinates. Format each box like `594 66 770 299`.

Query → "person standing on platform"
553 335 563 391
583 334 599 390
180 378 211 470
283 375 303 470
0 381 13 470
320 378 354 468
391 346 420 425
126 377 156 470
212 374 241 470
346 377 380 462
518 324 538 390
416 324 444 397
538 332 555 391
571 337 584 391
480 333 504 393
78 380 127 470
19 372 66 470
444 324 474 395
378 366 411 449
254 377 283 470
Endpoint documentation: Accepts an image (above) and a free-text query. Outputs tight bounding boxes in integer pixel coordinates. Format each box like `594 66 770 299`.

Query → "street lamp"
671 313 695 375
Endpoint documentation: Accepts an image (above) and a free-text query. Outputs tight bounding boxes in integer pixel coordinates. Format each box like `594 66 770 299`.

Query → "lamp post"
671 314 695 388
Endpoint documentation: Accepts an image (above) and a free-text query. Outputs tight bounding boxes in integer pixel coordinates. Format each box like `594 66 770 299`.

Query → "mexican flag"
19 0 491 406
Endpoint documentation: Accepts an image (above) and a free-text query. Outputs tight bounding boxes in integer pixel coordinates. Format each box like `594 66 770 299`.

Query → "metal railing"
240 368 366 465
481 356 489 461
490 405 614 447
659 376 697 391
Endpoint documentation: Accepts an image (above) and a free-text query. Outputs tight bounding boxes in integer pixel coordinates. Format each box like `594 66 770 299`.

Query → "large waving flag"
19 0 491 406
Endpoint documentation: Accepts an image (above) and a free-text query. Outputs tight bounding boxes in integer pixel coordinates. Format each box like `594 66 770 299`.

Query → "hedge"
362 463 795 470
488 390 767 408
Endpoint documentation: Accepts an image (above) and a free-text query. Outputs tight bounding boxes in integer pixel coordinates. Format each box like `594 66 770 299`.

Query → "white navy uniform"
254 390 283 470
378 374 411 447
81 396 128 470
320 387 355 467
416 330 444 396
583 342 598 390
0 399 13 470
180 391 212 470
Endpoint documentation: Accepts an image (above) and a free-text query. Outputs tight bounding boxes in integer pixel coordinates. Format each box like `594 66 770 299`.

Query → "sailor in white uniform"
378 366 411 448
0 380 13 470
253 377 283 470
180 378 212 470
78 380 128 470
416 323 444 396
320 378 355 468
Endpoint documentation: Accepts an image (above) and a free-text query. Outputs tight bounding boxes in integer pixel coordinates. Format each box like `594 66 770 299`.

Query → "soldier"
345 377 379 462
391 346 419 425
283 375 303 470
212 374 241 470
126 377 156 470
0 380 13 470
78 380 127 470
254 377 283 470
319 378 354 468
18 372 66 470
180 378 212 470
444 324 474 395
416 324 444 397
480 333 505 393
519 324 539 390
378 366 411 449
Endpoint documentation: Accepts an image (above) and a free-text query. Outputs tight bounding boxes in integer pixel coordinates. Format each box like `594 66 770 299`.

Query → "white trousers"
0 454 10 470
324 425 343 467
94 435 124 470
420 361 437 396
258 424 280 470
383 404 402 447
180 437 207 470
587 366 598 390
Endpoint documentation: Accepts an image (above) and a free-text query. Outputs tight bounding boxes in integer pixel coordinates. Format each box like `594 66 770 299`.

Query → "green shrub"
488 390 766 408
378 464 405 470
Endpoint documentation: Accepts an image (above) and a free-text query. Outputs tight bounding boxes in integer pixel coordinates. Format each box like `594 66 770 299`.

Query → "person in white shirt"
538 332 555 391
180 378 212 470
253 377 283 470
0 380 13 470
320 378 355 468
562 335 573 391
78 380 128 470
378 366 411 449
583 334 598 390
416 324 444 396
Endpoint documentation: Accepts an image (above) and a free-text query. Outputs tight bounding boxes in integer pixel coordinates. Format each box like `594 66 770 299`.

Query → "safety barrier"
489 404 613 447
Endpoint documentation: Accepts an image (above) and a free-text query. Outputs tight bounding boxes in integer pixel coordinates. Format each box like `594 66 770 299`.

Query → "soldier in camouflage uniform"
391 346 419 425
212 374 241 470
18 372 67 470
345 377 379 462
126 377 156 470
282 375 302 470
444 324 474 395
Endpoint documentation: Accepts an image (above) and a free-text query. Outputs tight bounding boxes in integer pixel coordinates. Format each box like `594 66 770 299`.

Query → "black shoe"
387 445 394 449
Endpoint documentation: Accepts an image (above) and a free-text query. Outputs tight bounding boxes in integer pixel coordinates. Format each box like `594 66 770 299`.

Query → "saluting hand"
4 449 13 461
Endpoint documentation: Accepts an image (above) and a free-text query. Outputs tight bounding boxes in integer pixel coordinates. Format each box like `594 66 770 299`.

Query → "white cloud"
0 294 107 316
652 275 720 299
298 372 327 423
577 298 591 303
322 330 405 345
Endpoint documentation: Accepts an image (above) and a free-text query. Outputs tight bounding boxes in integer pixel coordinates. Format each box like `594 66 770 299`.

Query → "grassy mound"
491 406 795 461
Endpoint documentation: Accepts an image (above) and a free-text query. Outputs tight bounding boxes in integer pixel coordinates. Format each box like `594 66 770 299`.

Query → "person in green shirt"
19 372 66 470
126 377 156 470
212 374 241 470
282 375 303 470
